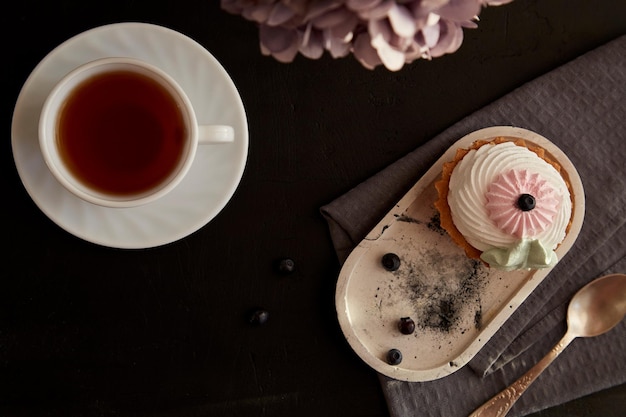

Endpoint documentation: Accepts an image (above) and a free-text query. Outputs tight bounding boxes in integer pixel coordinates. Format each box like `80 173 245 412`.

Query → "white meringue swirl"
447 142 571 257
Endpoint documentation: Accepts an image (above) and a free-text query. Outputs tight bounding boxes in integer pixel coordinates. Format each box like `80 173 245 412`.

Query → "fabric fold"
321 35 626 416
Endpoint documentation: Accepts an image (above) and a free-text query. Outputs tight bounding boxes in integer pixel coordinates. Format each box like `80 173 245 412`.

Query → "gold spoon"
468 273 626 417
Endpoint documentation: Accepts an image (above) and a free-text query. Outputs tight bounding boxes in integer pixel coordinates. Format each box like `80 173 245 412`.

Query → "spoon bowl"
469 273 626 417
568 274 626 337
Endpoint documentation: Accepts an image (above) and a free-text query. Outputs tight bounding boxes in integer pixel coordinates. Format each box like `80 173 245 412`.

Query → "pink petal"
437 0 482 22
428 20 464 57
352 32 382 69
388 4 417 38
404 41 427 62
346 0 382 12
461 19 479 29
299 29 325 59
418 0 451 10
371 35 405 71
323 29 352 58
282 0 308 15
259 24 298 53
301 21 313 46
328 14 359 40
305 0 344 21
421 22 441 48
410 10 441 32
311 7 354 29
259 25 300 63
242 4 274 23
357 0 395 19
271 45 301 63
267 2 296 26
444 30 464 55
388 32 412 50
368 18 393 43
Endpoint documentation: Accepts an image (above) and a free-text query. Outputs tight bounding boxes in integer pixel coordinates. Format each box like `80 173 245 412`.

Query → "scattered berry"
248 308 269 326
381 253 401 271
276 258 295 274
386 348 403 365
517 193 536 211
398 317 416 335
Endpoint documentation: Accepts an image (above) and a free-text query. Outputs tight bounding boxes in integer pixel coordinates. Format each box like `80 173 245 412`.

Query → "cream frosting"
481 238 558 271
447 141 571 269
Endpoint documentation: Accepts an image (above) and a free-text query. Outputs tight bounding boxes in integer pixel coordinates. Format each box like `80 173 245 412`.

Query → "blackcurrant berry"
386 348 403 365
398 317 416 335
248 308 269 326
381 253 401 271
517 193 536 211
276 258 295 274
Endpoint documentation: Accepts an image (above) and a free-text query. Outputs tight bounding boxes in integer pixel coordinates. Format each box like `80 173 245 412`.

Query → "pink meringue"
485 169 562 238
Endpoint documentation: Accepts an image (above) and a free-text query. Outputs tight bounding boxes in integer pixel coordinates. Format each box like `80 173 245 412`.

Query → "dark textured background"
2 1 625 416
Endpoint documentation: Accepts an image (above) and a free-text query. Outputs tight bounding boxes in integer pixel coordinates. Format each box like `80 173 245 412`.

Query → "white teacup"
39 57 234 208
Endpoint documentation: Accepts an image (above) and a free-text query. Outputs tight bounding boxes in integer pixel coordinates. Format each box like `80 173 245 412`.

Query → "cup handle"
198 125 235 144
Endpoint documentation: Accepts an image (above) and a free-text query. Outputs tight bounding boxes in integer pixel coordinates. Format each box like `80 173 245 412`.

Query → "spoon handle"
468 332 576 417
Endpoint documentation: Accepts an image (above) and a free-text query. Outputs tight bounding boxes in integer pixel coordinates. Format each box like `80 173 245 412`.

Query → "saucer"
11 23 248 249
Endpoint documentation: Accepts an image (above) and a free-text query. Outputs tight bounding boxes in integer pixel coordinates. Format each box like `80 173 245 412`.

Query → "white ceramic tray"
335 126 585 382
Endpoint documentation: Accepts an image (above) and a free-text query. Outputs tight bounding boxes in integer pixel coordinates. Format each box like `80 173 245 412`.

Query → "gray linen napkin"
321 35 626 417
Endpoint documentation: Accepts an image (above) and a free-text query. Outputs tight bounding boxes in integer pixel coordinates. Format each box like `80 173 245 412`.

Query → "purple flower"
221 0 514 71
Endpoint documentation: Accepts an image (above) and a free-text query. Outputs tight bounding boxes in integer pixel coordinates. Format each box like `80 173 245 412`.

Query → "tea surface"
57 70 186 196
